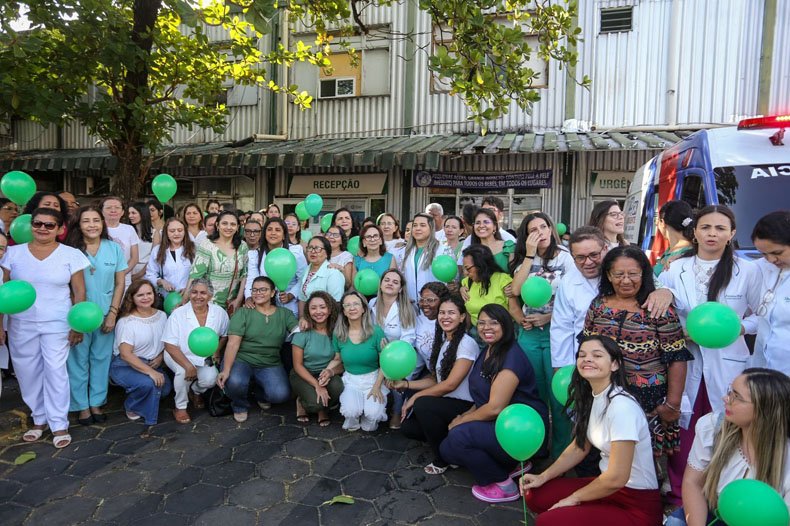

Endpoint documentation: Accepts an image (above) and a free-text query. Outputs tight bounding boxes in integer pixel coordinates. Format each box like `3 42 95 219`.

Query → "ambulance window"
680 174 705 210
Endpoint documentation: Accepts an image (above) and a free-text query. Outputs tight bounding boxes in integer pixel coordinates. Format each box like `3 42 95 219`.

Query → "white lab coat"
245 245 306 317
398 243 455 305
549 268 600 368
658 255 763 429
145 245 194 292
368 298 417 346
749 258 790 375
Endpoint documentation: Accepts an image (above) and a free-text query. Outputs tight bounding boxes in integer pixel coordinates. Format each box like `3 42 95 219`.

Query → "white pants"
339 371 389 430
8 319 71 431
164 353 217 410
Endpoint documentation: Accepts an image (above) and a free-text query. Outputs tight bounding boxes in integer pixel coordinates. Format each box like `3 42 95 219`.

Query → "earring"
727 239 731 246
692 238 698 244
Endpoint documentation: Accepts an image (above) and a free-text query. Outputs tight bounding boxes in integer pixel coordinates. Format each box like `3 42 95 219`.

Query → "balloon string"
706 509 720 526
521 460 528 526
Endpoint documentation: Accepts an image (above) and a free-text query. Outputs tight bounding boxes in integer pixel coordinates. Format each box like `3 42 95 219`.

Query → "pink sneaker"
471 482 520 503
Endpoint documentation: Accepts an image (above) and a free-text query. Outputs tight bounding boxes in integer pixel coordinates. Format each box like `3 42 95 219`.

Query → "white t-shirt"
330 251 353 268
190 230 208 247
688 412 790 506
588 385 658 490
134 228 154 275
107 223 140 287
113 311 168 359
162 303 229 367
434 333 479 402
414 312 437 366
1 243 90 328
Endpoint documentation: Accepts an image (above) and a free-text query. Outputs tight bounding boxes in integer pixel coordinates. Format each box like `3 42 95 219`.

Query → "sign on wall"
590 171 633 197
288 174 387 195
413 170 553 190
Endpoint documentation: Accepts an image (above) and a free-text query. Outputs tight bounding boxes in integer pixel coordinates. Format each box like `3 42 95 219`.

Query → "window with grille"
600 7 633 33
319 78 356 99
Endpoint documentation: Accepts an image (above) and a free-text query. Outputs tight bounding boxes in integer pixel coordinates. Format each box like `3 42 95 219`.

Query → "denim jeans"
223 359 290 413
665 507 723 526
109 355 172 425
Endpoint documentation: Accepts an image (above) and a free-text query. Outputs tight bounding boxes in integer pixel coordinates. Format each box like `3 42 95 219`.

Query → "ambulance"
623 115 790 263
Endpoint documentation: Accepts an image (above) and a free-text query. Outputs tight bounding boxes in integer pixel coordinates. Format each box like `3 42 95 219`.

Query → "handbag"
225 250 240 316
205 386 233 417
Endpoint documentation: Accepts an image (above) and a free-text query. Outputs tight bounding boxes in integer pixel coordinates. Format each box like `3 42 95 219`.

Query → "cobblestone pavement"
0 378 539 525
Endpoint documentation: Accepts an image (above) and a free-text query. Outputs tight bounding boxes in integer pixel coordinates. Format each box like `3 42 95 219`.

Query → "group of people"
2 190 790 523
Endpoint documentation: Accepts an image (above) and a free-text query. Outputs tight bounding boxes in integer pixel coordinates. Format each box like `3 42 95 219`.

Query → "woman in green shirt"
290 291 345 427
217 276 297 422
654 200 694 276
468 208 514 273
333 290 389 431
461 244 523 328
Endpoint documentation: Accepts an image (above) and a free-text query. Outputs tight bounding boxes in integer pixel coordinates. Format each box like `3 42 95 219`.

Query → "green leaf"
322 495 355 505
14 451 36 465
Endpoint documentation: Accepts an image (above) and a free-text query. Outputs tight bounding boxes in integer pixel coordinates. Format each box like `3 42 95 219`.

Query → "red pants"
524 477 663 526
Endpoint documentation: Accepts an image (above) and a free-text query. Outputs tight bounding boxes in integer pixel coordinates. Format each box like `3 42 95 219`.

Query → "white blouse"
113 312 168 359
433 333 479 402
161 303 229 367
688 412 790 506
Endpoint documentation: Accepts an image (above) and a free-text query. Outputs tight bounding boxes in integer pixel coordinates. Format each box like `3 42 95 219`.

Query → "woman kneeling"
522 335 662 526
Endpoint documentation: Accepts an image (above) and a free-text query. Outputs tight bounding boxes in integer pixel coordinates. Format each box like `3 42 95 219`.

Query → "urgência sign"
288 174 388 195
590 171 634 197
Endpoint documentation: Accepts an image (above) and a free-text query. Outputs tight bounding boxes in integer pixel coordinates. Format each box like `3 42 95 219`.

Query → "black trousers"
401 395 473 467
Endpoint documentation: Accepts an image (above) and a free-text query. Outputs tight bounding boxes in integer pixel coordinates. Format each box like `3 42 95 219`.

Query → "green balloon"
346 235 360 256
9 214 33 244
300 230 313 242
304 193 324 216
320 213 333 233
163 291 183 315
431 255 457 283
354 269 380 296
718 479 790 526
556 222 567 236
687 301 742 349
151 173 177 203
295 201 310 221
495 403 546 461
551 365 575 406
521 276 553 308
380 341 418 381
188 326 220 358
67 302 104 333
0 280 36 314
1 171 37 206
264 247 297 291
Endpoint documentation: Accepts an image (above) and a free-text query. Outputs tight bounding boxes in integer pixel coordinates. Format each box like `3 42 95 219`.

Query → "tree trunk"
110 141 150 202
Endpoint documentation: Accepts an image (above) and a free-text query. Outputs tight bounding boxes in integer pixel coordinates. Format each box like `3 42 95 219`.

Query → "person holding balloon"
297 236 345 312
325 226 354 289
146 218 196 300
1 207 89 448
666 368 790 526
353 224 396 280
509 212 575 459
441 215 465 260
109 279 171 424
64 206 127 425
163 278 229 424
659 205 763 504
290 291 345 426
216 276 298 422
521 335 663 525
397 295 479 474
245 217 305 318
439 304 548 503
400 213 455 305
187 210 248 313
333 290 389 431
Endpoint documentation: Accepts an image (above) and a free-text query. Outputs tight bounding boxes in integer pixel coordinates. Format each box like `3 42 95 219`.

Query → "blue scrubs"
67 239 127 411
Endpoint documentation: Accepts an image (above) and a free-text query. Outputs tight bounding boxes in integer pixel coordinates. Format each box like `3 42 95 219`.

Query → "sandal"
424 462 449 475
295 399 308 424
126 411 142 421
173 408 191 424
318 411 330 427
53 433 72 449
23 427 47 442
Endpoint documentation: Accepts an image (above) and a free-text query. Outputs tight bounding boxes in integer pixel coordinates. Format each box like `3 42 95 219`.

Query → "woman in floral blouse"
582 245 692 457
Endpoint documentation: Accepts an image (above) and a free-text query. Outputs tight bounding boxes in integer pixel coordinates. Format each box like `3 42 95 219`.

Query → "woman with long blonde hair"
666 368 790 526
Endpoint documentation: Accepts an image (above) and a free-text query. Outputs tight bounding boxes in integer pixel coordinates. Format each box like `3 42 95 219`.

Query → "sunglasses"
32 220 58 230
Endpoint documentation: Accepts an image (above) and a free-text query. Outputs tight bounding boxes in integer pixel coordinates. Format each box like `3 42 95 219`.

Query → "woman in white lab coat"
659 205 762 506
146 218 195 297
245 217 306 317
399 213 454 305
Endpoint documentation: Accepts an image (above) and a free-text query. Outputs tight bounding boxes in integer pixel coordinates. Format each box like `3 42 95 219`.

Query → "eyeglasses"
363 234 380 241
608 211 625 218
1 205 17 211
251 287 272 294
477 319 501 328
463 265 476 273
609 272 642 282
474 220 493 226
31 220 58 230
325 232 341 238
573 251 603 264
757 269 787 316
342 302 362 309
245 229 262 235
418 297 439 304
307 246 325 253
724 384 752 404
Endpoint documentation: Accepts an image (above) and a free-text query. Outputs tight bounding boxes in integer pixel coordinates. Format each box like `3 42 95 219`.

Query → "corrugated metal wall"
769 0 790 115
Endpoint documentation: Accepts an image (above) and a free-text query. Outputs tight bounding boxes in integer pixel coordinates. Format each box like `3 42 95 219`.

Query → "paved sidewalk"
0 378 537 525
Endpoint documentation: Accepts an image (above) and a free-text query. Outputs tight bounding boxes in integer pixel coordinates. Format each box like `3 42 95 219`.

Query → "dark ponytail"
659 200 694 242
429 296 469 380
682 205 737 302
